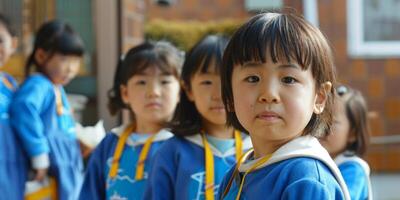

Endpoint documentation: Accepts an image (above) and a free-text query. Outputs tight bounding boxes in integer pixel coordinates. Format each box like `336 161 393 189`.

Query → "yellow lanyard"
108 124 156 181
202 130 243 200
1 75 14 91
222 149 271 200
53 86 64 116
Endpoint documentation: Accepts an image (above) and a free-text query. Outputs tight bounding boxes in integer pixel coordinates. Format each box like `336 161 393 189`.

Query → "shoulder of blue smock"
219 135 350 200
79 125 173 200
9 74 54 157
144 134 250 200
0 72 17 118
0 72 18 88
79 132 119 200
335 154 371 200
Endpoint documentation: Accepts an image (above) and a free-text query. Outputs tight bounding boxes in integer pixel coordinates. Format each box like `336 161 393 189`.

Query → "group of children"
0 11 372 200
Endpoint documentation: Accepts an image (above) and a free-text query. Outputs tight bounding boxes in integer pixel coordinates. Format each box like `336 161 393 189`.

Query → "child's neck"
251 135 297 159
202 121 234 139
135 119 163 135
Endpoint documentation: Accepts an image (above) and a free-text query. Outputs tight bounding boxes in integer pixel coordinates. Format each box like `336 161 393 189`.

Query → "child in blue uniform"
10 20 84 200
320 85 372 200
0 14 28 200
79 41 183 200
218 12 351 199
144 35 252 200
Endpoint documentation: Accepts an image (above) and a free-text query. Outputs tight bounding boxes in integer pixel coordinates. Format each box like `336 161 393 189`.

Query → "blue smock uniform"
79 126 174 200
335 154 372 200
10 74 83 200
144 133 252 200
0 72 28 200
218 136 351 200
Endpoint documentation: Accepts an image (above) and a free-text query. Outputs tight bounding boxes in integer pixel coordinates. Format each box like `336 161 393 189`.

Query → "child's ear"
34 48 49 66
183 84 194 102
120 84 129 104
313 81 332 114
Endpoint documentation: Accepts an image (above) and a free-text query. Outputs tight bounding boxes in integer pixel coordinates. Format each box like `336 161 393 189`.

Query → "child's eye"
135 80 146 85
281 76 297 84
161 80 171 84
244 75 259 83
200 80 212 85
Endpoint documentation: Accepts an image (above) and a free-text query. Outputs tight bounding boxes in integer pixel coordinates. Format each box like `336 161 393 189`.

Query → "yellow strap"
202 133 215 200
1 76 14 91
109 124 135 178
235 151 271 200
234 130 242 162
202 130 243 200
53 86 64 116
25 178 58 200
135 134 156 180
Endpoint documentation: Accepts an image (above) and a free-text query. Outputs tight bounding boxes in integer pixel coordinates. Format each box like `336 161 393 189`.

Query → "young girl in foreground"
0 14 28 199
218 12 350 199
145 35 252 200
79 41 182 200
10 20 85 200
321 85 372 200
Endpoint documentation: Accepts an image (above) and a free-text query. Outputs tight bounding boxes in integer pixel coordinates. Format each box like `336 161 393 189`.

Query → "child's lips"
145 102 162 108
256 111 281 121
210 106 225 112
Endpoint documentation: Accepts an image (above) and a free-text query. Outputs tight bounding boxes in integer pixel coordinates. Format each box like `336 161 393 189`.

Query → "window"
244 0 282 11
347 0 400 58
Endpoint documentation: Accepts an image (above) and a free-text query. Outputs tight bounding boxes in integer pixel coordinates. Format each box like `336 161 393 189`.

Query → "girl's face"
186 68 226 128
320 97 354 158
231 56 330 146
0 24 17 67
37 50 81 85
120 66 180 127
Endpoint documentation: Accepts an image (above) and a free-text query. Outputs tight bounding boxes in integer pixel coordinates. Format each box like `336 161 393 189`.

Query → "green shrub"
145 19 243 51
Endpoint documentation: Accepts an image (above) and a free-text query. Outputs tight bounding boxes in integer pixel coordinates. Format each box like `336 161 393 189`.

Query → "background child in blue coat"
79 41 182 200
145 35 252 200
10 20 84 200
320 85 372 200
0 13 28 200
218 12 350 199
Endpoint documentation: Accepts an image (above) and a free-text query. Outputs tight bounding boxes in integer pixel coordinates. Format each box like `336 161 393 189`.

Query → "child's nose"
146 83 161 98
258 83 280 104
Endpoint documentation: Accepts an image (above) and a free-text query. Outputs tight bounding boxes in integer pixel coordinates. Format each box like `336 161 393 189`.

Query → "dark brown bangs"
226 13 326 71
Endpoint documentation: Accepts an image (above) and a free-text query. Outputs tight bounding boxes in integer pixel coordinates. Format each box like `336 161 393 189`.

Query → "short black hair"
169 35 229 136
221 12 336 137
0 13 16 36
25 20 85 77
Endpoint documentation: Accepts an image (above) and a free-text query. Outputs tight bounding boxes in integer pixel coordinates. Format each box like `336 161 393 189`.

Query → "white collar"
238 135 350 200
111 124 173 146
184 132 252 158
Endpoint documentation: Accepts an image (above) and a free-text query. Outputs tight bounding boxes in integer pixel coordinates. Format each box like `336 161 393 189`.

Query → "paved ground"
371 173 400 200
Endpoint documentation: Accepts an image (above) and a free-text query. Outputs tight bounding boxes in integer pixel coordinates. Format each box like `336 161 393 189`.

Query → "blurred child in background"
0 13 28 200
79 41 183 200
320 85 372 200
145 35 252 200
10 20 85 200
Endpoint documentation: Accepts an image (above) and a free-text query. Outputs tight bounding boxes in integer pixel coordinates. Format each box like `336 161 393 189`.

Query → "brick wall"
120 0 145 53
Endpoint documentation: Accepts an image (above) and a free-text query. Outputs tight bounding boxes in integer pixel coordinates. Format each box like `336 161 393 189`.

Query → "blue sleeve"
339 162 368 200
79 134 117 200
10 77 52 157
144 141 177 200
282 179 333 200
